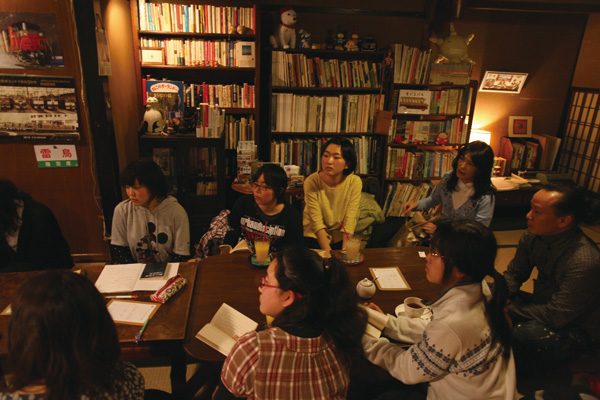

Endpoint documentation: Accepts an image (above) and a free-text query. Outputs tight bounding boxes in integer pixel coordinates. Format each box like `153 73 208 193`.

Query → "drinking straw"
262 221 268 243
340 221 350 241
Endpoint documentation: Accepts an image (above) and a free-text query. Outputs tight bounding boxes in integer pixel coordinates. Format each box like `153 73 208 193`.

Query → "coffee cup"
254 239 270 264
403 296 426 318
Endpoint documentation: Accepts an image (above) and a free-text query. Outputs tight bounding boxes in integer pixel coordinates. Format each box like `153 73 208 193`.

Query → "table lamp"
470 129 491 145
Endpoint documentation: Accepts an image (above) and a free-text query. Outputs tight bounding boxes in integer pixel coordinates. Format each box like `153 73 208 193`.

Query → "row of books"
270 136 383 176
138 1 255 34
385 148 457 179
189 147 218 176
184 83 254 109
428 64 473 85
196 181 218 196
392 43 432 85
498 134 562 172
271 93 383 133
393 88 469 115
224 115 255 150
389 118 467 145
140 38 255 68
195 104 225 138
271 52 381 89
382 182 433 217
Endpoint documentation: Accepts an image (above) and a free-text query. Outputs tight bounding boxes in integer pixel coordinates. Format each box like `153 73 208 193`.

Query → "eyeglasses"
252 183 273 191
259 274 304 298
259 274 280 290
429 246 443 258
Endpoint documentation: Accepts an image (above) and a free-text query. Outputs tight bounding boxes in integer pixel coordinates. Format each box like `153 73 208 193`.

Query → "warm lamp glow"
470 129 491 145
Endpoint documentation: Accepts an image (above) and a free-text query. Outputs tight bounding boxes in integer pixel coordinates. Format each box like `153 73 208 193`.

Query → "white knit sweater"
362 283 517 400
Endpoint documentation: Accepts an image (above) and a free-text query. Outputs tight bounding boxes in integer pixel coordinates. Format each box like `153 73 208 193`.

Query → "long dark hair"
120 159 168 201
321 137 357 176
252 163 289 204
271 246 366 364
0 180 30 237
8 270 121 399
447 141 495 200
430 219 511 357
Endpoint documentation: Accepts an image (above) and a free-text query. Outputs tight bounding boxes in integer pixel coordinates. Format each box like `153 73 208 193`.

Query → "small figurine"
142 96 165 135
435 132 449 145
269 7 297 49
345 26 359 51
430 22 474 64
334 25 346 51
325 29 335 50
298 29 312 49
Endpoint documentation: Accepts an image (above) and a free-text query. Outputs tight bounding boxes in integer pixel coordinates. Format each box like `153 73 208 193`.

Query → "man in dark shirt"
504 183 600 364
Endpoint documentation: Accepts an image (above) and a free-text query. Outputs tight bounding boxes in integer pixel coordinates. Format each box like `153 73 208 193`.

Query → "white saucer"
395 304 433 322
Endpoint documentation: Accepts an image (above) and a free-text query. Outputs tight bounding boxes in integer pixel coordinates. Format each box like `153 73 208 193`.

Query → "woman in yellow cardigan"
303 137 362 252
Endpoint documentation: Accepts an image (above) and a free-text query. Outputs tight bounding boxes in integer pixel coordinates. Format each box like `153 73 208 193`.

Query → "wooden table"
0 262 198 395
181 247 439 397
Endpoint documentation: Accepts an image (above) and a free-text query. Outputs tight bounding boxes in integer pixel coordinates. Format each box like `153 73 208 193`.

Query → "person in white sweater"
362 219 517 400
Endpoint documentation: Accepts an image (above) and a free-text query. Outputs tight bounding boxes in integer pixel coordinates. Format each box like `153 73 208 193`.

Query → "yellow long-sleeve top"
302 172 362 244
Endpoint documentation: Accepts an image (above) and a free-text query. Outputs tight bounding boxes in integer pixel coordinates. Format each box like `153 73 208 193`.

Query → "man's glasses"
259 274 304 298
251 183 273 191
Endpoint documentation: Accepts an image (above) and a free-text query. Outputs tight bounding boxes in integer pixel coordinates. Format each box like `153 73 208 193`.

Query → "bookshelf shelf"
271 131 382 136
139 31 255 40
271 86 381 93
132 0 260 242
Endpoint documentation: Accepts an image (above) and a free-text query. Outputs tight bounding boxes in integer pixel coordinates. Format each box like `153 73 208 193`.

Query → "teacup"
403 296 426 318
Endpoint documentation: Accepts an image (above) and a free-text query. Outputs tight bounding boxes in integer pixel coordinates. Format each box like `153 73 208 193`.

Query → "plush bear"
269 7 296 49
430 23 474 64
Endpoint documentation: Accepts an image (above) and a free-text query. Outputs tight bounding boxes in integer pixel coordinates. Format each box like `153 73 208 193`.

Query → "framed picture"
140 47 164 65
508 116 533 138
479 71 528 94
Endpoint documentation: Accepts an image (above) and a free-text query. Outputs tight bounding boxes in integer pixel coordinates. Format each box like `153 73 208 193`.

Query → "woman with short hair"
110 159 190 263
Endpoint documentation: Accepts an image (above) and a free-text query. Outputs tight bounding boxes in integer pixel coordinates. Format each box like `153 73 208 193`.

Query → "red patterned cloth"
221 327 349 399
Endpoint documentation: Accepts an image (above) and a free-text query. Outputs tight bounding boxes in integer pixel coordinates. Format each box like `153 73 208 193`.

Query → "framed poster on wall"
508 116 533 138
0 75 79 140
479 71 528 94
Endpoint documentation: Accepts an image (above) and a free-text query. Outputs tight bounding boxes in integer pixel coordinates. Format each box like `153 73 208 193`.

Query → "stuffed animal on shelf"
142 96 165 135
299 29 312 49
269 7 297 49
430 22 474 64
345 26 359 51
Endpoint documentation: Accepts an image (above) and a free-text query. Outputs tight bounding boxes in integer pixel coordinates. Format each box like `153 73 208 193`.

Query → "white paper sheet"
107 300 158 325
371 267 409 290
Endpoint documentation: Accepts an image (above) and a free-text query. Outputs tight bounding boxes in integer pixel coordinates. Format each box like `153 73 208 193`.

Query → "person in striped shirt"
303 137 363 253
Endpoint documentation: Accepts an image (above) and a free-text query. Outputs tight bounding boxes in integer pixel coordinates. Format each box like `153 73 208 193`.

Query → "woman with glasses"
361 219 516 399
224 163 302 254
303 137 362 252
214 246 366 400
402 141 496 235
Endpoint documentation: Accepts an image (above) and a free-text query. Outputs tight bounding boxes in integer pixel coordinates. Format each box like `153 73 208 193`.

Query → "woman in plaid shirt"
214 246 366 399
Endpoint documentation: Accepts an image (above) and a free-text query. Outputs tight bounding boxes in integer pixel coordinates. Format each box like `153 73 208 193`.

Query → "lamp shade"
470 129 491 145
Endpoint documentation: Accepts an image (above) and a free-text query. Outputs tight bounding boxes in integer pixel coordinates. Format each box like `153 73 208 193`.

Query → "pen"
106 295 139 299
134 318 150 344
